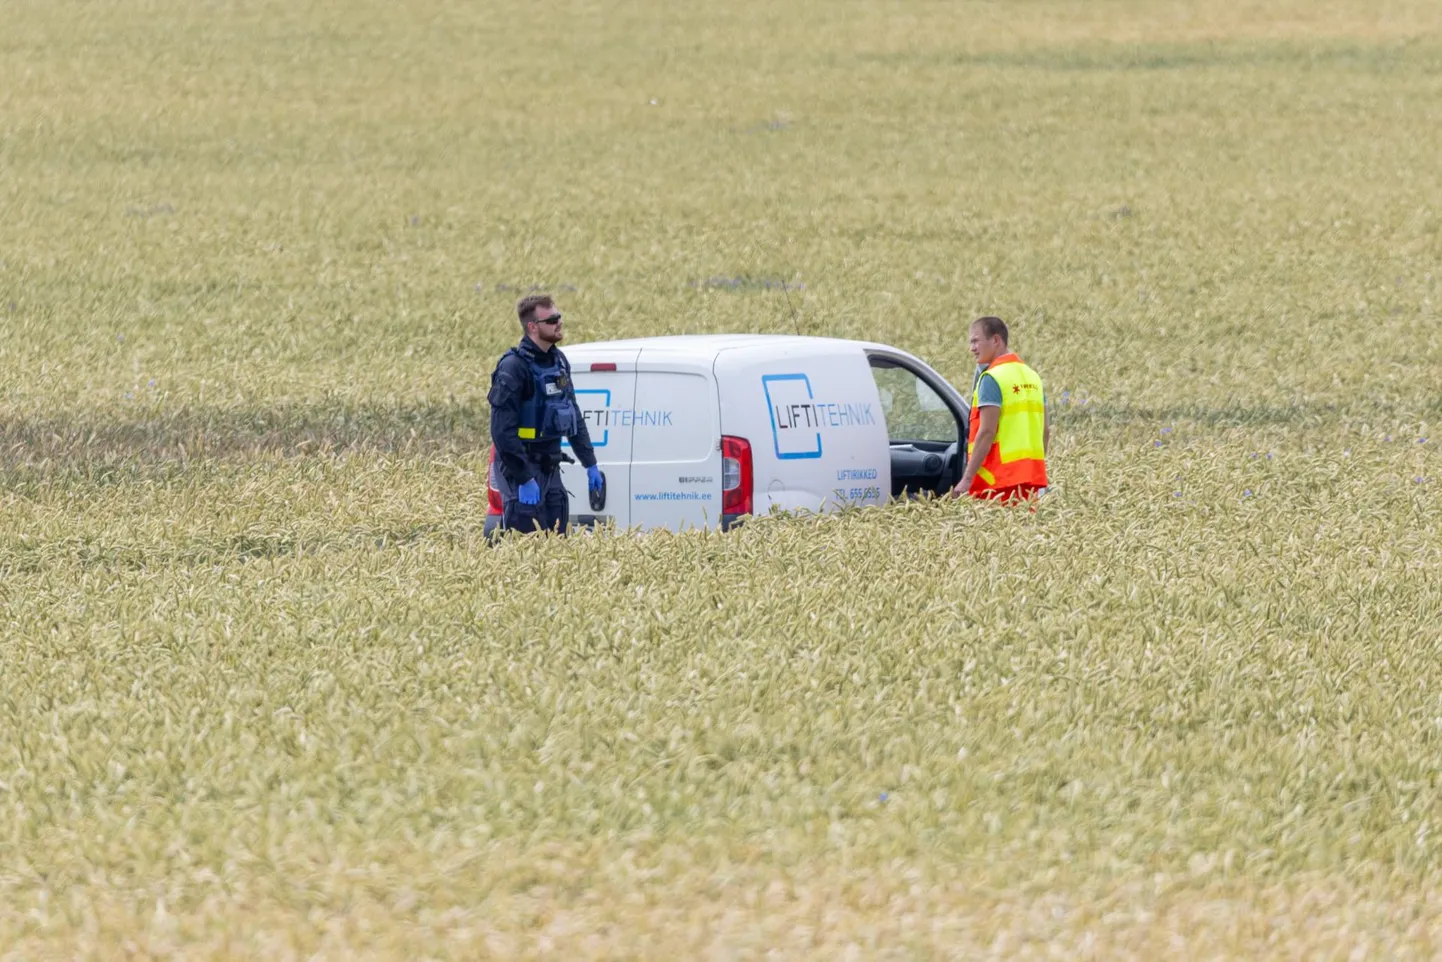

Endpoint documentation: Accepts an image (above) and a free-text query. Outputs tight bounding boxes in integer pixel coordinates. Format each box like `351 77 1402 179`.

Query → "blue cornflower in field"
1154 441 1163 448
879 792 889 803
1418 438 1428 444
1242 490 1253 498
1161 427 1172 434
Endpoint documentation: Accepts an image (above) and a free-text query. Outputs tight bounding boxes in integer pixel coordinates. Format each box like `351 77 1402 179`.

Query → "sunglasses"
535 313 562 326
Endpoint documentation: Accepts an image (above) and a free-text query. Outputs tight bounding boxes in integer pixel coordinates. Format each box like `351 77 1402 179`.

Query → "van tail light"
721 435 753 517
486 447 503 516
590 362 617 372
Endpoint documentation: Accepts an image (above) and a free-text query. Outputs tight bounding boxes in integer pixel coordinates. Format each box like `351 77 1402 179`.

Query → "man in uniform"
488 294 603 534
951 316 1049 503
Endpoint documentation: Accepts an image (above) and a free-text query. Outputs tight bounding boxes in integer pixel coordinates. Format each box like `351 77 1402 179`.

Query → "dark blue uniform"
488 337 597 534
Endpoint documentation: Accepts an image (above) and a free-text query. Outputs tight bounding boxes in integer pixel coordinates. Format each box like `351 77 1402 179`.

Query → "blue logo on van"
567 388 611 447
763 374 822 460
564 391 676 449
763 373 877 461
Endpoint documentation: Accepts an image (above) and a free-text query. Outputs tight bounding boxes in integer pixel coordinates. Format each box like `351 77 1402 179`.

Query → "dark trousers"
496 467 569 535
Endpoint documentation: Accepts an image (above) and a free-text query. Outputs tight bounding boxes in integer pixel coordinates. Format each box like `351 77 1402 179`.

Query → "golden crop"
2 0 1440 957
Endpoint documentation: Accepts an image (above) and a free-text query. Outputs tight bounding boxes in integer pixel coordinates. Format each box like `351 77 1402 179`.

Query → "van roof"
564 333 890 359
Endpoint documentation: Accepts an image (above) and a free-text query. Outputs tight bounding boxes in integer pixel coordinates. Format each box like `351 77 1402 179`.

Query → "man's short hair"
516 294 554 330
972 316 1008 345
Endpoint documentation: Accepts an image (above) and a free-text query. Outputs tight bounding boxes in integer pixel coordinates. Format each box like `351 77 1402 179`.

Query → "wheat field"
3 0 1441 957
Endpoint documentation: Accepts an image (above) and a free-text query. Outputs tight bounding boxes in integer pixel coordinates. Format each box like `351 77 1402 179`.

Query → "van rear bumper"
488 514 746 537
573 515 747 532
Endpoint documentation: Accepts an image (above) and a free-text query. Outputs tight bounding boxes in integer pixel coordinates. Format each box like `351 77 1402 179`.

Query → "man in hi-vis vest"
950 316 1049 503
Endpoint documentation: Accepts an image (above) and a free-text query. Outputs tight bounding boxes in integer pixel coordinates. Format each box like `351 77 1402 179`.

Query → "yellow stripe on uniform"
517 427 537 439
999 446 1046 463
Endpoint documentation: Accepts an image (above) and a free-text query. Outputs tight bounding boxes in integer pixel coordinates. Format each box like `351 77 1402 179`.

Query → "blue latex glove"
587 465 604 494
517 479 541 505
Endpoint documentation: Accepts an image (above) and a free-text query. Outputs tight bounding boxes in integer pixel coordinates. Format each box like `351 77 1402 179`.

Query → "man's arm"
560 356 598 469
952 405 1000 497
488 356 534 485
568 418 597 469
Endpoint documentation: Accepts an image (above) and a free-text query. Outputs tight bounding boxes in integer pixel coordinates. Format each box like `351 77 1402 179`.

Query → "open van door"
562 348 641 530
865 351 969 498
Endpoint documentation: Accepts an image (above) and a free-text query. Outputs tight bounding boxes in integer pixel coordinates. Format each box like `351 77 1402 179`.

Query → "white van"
485 335 972 534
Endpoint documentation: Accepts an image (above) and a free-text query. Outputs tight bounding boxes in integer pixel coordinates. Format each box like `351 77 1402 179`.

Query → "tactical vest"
967 353 1048 494
514 349 580 442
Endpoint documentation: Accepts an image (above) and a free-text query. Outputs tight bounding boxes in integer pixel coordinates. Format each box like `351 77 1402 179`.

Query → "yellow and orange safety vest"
967 353 1048 496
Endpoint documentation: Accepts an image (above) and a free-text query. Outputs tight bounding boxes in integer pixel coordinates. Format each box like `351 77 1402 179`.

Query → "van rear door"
627 357 723 531
562 348 641 530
